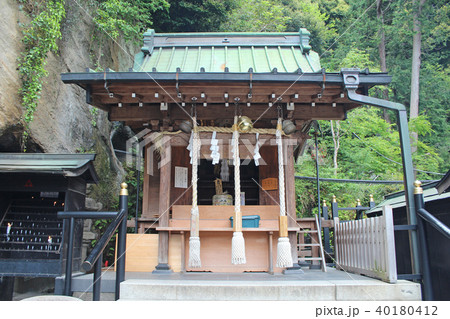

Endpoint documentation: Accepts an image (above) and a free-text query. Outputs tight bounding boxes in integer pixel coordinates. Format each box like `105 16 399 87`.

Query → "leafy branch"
17 0 66 150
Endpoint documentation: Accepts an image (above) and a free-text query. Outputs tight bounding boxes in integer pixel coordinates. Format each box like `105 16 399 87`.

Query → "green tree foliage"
94 0 169 40
220 0 290 32
152 0 236 33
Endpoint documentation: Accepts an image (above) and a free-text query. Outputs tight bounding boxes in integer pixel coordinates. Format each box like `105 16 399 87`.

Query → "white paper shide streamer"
210 131 220 165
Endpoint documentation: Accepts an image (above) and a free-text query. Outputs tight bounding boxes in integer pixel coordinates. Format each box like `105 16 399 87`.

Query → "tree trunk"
330 120 340 176
377 0 391 123
410 0 426 153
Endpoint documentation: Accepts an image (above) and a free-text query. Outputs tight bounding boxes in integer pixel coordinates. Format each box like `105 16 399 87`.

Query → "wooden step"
298 230 318 233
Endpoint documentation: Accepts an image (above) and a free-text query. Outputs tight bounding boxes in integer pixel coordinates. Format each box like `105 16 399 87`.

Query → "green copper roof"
0 154 98 183
133 29 321 73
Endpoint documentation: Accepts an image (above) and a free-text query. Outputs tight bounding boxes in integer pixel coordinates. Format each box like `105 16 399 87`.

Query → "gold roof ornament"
414 180 423 195
332 195 337 203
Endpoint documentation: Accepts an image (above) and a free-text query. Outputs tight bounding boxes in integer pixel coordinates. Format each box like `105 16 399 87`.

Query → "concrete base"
21 295 82 301
152 263 173 274
283 263 304 275
61 268 422 301
118 269 421 301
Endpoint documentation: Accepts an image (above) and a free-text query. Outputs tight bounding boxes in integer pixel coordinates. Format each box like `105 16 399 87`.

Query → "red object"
24 179 33 187
104 260 108 267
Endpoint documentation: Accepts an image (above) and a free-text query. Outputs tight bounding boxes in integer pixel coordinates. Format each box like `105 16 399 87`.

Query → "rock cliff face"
0 0 136 156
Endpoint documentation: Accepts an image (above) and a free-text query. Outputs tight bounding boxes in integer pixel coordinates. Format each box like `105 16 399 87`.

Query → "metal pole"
345 84 420 276
115 183 128 301
331 196 338 219
135 168 140 234
64 217 75 296
93 251 103 301
315 132 321 219
414 181 433 300
322 201 330 255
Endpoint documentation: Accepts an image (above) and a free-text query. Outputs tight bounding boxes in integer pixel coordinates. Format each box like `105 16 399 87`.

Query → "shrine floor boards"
55 268 421 301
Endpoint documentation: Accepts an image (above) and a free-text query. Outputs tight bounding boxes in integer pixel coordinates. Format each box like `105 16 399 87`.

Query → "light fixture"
139 102 143 107
118 103 123 108
287 102 295 111
311 102 316 107
340 93 345 98
181 102 186 107
224 93 229 99
271 93 276 99
332 103 336 108
154 93 159 98
247 102 251 107
160 102 168 111
201 92 206 98
237 116 253 133
282 120 296 135
132 92 136 98
203 102 207 107
225 102 229 107
109 93 114 98
294 94 299 99
269 102 273 107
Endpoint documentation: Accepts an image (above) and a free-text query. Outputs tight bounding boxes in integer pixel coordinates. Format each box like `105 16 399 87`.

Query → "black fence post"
93 251 103 301
355 199 362 220
369 194 375 209
414 181 433 301
322 200 331 255
64 217 75 296
115 183 128 301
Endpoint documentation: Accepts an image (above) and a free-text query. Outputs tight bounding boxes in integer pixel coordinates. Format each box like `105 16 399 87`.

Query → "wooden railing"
335 205 397 283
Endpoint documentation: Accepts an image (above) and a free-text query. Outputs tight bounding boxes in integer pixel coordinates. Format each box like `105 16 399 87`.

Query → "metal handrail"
57 183 128 301
418 208 450 240
83 209 126 271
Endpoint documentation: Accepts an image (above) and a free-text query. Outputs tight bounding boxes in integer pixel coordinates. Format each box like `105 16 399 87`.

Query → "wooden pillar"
285 144 302 270
154 144 172 272
284 143 302 272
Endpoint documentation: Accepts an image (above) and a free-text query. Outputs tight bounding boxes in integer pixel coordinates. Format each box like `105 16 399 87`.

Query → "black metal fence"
57 183 128 301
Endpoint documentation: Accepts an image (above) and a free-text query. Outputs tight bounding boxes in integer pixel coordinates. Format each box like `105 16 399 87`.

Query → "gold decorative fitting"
369 194 374 202
356 199 361 206
120 182 128 196
332 195 337 203
414 180 423 195
323 199 327 207
237 116 253 133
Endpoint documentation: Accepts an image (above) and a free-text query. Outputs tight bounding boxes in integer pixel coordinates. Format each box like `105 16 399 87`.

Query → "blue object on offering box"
229 215 260 228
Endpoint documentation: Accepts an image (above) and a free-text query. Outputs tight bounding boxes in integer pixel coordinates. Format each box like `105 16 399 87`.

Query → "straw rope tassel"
188 117 201 268
276 118 293 268
231 115 246 264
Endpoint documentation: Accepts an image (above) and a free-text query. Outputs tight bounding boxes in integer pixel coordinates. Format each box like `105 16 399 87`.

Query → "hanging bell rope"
188 113 201 268
276 117 293 268
231 114 246 264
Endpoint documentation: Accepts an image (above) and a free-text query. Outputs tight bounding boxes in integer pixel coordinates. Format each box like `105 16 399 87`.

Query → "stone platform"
58 268 421 301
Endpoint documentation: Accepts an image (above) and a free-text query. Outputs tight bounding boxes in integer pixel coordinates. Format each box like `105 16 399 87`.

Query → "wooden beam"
109 104 347 121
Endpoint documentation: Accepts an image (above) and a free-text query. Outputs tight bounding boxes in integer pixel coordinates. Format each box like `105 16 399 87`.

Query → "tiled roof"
133 29 321 73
